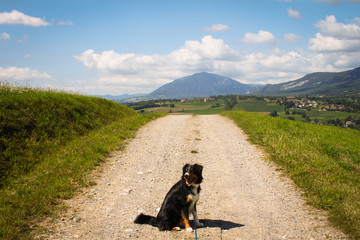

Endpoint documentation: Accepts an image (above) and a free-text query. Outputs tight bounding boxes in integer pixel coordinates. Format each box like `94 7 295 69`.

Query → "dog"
134 163 204 232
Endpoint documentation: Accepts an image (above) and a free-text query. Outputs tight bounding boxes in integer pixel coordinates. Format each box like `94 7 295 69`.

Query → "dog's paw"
186 227 193 232
172 226 181 231
196 222 204 227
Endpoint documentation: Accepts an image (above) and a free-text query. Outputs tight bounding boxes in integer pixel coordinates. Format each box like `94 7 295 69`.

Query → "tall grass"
0 84 137 186
0 84 165 239
222 111 360 239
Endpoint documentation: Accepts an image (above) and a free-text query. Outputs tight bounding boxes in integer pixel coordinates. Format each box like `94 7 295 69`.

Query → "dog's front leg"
191 204 204 227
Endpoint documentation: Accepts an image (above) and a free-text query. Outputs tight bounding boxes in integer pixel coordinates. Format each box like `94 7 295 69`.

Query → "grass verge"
222 111 360 239
0 84 165 239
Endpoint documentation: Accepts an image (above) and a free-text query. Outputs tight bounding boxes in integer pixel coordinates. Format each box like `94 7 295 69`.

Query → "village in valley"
263 96 360 129
263 96 346 111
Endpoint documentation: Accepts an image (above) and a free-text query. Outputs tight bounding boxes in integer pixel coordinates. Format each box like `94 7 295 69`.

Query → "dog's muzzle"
184 173 195 185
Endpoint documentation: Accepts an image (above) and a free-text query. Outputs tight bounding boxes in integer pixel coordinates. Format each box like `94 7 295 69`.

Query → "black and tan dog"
134 163 204 232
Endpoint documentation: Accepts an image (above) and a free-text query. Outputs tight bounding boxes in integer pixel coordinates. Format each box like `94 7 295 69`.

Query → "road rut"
41 115 347 239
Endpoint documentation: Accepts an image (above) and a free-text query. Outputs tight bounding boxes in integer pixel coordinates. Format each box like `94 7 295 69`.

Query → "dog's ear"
183 164 190 174
194 164 203 175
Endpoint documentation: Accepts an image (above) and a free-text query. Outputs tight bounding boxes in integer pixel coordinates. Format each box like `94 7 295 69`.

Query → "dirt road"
42 115 347 239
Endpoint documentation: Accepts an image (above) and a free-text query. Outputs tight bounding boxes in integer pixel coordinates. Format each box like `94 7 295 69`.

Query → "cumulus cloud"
0 66 52 82
287 7 301 19
204 24 230 33
308 15 360 69
74 33 360 95
74 35 328 94
309 33 360 52
309 15 360 52
241 30 276 44
314 15 360 39
75 35 237 76
0 32 10 40
0 10 49 26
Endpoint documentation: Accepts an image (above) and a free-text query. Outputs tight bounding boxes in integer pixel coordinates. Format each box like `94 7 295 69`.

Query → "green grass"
279 109 360 122
233 99 284 113
222 111 360 239
142 99 225 115
0 84 165 239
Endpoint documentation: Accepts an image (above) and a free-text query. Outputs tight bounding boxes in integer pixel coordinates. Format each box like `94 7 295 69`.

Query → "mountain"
253 67 360 96
148 72 253 99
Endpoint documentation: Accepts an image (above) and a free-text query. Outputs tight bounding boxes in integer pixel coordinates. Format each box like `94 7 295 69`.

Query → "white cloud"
0 32 10 40
287 7 301 19
309 15 360 52
314 15 360 39
241 30 276 44
284 33 302 42
309 33 360 52
74 34 359 95
0 66 52 82
204 24 230 33
0 10 49 26
75 35 237 75
307 15 360 69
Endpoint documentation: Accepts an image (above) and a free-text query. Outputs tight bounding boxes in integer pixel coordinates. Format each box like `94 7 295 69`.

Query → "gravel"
38 115 348 239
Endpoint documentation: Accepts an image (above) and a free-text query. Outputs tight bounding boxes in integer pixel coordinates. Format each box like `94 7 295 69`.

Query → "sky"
1 0 360 95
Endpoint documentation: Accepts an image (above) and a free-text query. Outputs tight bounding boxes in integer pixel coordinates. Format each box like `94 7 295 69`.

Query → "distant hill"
253 67 360 96
94 93 146 101
148 72 253 99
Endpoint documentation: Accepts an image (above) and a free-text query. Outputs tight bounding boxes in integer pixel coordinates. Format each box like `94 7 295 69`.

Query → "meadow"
142 98 360 122
0 84 164 239
222 111 360 239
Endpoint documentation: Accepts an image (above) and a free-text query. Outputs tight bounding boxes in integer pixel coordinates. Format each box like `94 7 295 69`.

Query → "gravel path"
41 115 347 239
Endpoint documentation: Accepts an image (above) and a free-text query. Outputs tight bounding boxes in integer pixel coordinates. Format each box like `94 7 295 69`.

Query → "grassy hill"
0 84 164 239
222 111 360 239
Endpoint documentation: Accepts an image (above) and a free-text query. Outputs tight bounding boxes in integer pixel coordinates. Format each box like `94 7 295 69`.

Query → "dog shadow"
192 219 244 230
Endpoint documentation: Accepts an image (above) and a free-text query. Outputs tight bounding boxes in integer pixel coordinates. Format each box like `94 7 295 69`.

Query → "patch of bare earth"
37 115 347 239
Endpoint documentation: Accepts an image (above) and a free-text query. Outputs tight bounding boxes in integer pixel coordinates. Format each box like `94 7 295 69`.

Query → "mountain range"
98 67 360 102
253 67 360 96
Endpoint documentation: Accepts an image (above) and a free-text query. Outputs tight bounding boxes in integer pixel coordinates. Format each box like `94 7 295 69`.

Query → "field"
0 84 164 239
278 109 360 121
145 99 225 115
222 111 360 239
233 99 284 113
141 98 360 122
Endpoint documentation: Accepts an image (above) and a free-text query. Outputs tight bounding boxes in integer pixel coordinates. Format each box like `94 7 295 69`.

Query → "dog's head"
182 163 203 186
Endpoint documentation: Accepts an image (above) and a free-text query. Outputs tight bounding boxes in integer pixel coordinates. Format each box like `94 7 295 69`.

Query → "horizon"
1 0 360 95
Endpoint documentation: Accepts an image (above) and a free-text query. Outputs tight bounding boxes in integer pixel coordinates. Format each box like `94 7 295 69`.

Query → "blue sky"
1 0 360 95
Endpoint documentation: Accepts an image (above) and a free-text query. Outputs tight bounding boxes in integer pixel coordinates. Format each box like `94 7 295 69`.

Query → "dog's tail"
134 213 157 227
